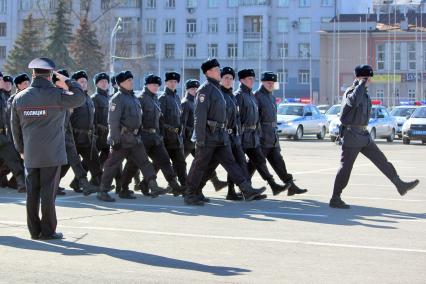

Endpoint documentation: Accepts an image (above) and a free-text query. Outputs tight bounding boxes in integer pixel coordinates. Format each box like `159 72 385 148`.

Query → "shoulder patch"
110 103 116 112
199 94 205 103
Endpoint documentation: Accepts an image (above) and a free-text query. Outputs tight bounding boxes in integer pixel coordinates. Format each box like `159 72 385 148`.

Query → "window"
298 70 310 84
118 17 133 34
120 0 141 7
165 44 175 58
146 43 156 57
187 0 197 8
228 0 238 7
186 44 196 57
321 0 334 6
19 0 32 10
278 18 289 33
243 42 260 58
165 0 175 8
408 89 416 100
208 44 218 58
228 43 238 58
145 18 156 33
393 42 401 70
186 19 197 33
208 18 218 33
0 46 5 59
146 0 156 8
101 0 110 9
299 0 311 7
165 18 175 33
227 18 238 33
0 23 5 37
299 17 311 33
277 69 288 84
321 17 333 23
377 44 386 70
375 89 384 100
408 42 416 70
298 43 310 58
278 0 289 7
0 0 6 13
208 0 218 7
278 43 288 58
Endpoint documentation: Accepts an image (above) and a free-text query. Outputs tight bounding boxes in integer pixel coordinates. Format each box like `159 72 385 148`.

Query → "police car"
325 104 341 124
390 102 419 139
329 100 398 142
276 98 329 140
401 105 426 145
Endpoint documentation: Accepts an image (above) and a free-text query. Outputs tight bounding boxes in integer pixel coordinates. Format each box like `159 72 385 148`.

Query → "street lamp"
109 17 122 94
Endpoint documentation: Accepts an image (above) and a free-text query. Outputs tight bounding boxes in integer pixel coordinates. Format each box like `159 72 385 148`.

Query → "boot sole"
288 189 308 196
399 180 419 196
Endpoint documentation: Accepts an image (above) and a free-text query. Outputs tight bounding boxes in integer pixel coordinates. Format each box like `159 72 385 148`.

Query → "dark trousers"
60 141 87 180
99 146 122 183
121 142 177 188
187 144 246 194
76 145 102 184
26 166 61 237
333 142 398 197
260 147 293 183
101 144 156 190
0 142 25 185
162 147 187 186
244 147 273 181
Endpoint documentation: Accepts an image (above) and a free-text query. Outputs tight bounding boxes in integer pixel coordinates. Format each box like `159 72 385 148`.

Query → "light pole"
109 17 122 94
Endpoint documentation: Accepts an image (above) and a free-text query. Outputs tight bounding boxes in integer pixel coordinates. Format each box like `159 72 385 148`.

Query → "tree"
5 14 44 74
69 17 105 84
45 0 74 69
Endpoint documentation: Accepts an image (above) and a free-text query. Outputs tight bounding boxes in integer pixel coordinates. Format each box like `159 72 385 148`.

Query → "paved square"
0 138 425 283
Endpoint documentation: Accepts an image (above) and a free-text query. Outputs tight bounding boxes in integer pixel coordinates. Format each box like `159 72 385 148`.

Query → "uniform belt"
262 121 277 127
344 125 367 130
227 129 234 134
141 128 157 134
96 124 108 132
121 127 139 135
73 128 94 135
164 124 180 133
242 124 257 131
207 120 225 128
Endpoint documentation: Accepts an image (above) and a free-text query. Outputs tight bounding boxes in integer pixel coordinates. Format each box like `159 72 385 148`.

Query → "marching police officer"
121 74 182 198
98 70 169 202
11 57 85 239
254 71 307 196
184 59 266 206
330 65 419 209
235 69 287 195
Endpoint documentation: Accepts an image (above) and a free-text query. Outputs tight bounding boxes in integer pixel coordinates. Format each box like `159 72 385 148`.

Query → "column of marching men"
0 57 309 206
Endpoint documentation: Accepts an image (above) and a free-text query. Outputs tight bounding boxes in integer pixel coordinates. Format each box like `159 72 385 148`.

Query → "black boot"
138 181 151 196
148 180 170 198
70 178 83 193
184 187 204 206
169 178 183 197
56 187 66 195
79 177 98 196
329 197 350 209
392 176 419 196
238 181 267 201
268 178 289 196
119 189 136 199
287 180 308 196
210 174 228 192
97 189 115 202
16 175 27 193
226 183 243 201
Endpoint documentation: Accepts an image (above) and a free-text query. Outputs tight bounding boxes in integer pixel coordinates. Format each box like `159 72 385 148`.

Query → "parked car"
325 104 341 124
402 106 426 145
277 103 329 140
317 104 331 114
390 105 418 139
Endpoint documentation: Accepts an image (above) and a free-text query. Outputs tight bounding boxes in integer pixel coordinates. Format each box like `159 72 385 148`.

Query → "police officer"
53 69 98 196
330 65 419 209
158 72 187 187
181 78 227 191
70 70 103 187
91 72 122 194
255 71 307 196
184 59 266 206
98 70 169 202
121 74 182 198
11 57 85 239
235 69 287 195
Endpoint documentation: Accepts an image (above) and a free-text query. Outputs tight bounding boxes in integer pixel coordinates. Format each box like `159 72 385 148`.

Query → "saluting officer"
98 70 169 202
254 71 307 196
184 59 266 206
330 65 419 209
11 58 85 239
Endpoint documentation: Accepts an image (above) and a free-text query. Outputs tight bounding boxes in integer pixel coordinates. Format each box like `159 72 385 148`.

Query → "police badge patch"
199 94 205 103
110 103 116 111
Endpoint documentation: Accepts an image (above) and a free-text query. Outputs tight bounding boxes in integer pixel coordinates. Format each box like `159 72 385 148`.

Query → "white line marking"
249 211 327 218
1 221 425 254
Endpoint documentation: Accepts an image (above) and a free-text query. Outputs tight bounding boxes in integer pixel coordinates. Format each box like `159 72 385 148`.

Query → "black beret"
201 58 220 74
261 71 277 82
165 72 180 83
13 73 30 86
221 67 235 79
145 74 162 86
238 69 256 80
3 76 13 84
28 57 56 70
71 70 88 81
354 65 374 77
94 72 110 84
111 75 116 86
115 71 134 85
185 79 200 89
52 69 69 83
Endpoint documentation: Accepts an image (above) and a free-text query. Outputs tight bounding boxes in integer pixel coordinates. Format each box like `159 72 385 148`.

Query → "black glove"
112 143 122 151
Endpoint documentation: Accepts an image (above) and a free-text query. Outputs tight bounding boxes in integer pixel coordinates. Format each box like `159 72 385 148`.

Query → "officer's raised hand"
53 71 69 91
